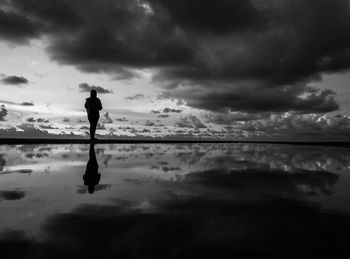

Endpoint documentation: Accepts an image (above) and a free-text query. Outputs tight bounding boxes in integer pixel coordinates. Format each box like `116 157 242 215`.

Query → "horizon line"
0 138 349 147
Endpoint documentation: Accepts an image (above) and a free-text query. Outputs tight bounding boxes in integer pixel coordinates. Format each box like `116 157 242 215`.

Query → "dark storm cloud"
140 128 150 133
0 100 34 106
151 0 350 83
149 0 350 113
26 117 49 123
10 0 83 30
36 118 49 123
175 115 206 129
171 84 339 113
0 8 42 43
144 120 154 126
116 117 128 122
39 124 55 129
125 94 145 100
152 108 182 114
79 83 113 94
3 0 350 113
163 107 182 113
1 75 28 85
150 0 259 34
0 105 8 121
41 0 193 75
20 102 34 106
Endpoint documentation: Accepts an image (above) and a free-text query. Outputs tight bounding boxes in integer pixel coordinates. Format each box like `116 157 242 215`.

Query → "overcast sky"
0 0 350 140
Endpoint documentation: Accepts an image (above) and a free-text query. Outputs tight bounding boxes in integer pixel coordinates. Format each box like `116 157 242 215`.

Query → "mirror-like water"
0 143 350 258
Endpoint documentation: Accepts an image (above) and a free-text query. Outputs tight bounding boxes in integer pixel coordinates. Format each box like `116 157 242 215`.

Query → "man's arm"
98 99 103 110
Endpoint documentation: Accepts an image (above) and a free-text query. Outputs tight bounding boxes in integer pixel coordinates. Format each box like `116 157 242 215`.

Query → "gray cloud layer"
1 75 28 85
79 83 113 94
1 0 349 113
125 94 145 100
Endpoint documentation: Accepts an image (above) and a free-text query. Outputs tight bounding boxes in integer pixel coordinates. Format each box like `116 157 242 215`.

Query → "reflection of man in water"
83 143 101 194
84 89 103 141
0 154 5 171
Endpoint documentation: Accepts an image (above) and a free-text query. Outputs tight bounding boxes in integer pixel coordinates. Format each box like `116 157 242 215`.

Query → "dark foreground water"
0 143 350 258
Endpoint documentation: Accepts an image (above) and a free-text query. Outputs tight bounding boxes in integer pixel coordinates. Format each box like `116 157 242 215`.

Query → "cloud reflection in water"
0 143 349 258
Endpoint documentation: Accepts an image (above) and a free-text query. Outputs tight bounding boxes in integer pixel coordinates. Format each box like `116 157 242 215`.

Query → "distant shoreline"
0 138 349 147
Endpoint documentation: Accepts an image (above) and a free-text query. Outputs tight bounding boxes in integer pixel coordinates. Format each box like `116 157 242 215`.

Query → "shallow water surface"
0 143 350 258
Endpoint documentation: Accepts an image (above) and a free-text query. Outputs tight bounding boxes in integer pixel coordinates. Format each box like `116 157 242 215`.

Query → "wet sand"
0 143 350 258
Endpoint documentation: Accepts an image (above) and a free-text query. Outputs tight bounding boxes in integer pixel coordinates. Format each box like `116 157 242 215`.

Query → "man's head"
90 89 97 98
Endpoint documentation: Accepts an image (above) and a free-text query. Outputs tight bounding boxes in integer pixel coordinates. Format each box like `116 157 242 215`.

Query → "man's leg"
89 117 98 140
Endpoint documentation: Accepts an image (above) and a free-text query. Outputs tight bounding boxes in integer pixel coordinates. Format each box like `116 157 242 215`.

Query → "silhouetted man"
85 89 102 141
83 143 101 194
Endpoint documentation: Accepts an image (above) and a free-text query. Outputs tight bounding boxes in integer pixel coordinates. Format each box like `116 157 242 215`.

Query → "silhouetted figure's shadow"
83 143 101 194
84 89 103 141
